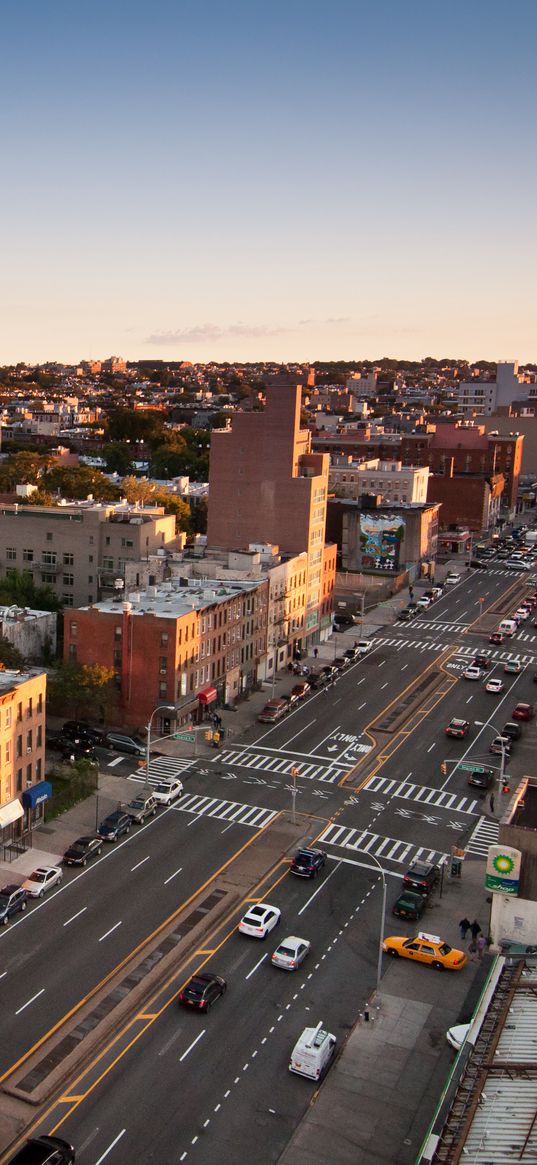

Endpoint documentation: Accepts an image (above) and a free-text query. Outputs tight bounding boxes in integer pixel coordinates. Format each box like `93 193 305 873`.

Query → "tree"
119 476 156 505
47 662 118 723
0 451 53 491
152 491 191 530
41 465 121 502
0 636 26 669
103 443 134 476
106 409 164 445
0 569 63 612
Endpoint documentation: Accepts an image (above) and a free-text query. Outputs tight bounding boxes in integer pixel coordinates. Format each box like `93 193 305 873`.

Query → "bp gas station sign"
485 844 521 895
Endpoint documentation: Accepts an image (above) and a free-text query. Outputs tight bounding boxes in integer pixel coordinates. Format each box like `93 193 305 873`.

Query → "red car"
512 702 534 721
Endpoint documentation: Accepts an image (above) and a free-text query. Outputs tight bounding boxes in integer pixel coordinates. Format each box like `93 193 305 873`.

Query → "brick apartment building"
0 668 48 851
207 380 336 651
427 470 505 532
0 502 180 608
64 578 268 729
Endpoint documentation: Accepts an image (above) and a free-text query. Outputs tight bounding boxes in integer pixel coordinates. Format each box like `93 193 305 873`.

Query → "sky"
1 0 536 366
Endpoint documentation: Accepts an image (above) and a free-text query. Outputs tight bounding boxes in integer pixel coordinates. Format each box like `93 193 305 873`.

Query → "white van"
289 1020 336 1080
499 619 518 637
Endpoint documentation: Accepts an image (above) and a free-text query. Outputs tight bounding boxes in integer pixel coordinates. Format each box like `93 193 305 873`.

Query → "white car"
238 902 281 938
463 665 483 680
445 573 460 586
515 608 530 620
152 778 184 806
21 865 63 898
416 596 432 609
272 935 311 971
485 677 505 693
355 640 372 655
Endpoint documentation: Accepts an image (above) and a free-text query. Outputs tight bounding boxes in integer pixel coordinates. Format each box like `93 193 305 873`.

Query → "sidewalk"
279 860 493 1165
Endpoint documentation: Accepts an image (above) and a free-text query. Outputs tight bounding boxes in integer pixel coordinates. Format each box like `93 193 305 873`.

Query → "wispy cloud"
146 317 353 346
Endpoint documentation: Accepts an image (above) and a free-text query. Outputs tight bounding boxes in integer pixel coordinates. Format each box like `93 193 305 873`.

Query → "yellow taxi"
383 931 467 971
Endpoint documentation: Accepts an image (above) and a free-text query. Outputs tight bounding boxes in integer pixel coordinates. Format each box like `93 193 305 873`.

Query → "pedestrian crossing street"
465 814 500 857
364 774 480 816
375 633 537 663
318 821 447 868
217 747 354 784
172 791 277 830
127 755 196 784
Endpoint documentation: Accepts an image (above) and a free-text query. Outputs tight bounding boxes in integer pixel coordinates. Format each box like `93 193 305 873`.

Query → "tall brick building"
207 381 335 650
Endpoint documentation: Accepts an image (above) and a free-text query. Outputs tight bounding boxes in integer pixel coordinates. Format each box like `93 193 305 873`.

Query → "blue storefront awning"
22 781 52 810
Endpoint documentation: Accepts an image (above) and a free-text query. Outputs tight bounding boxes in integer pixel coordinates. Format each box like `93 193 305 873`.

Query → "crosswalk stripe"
169 792 277 830
363 774 479 816
319 822 448 867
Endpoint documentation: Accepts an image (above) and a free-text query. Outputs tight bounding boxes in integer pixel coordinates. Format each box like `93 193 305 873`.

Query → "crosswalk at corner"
465 815 500 857
128 755 195 785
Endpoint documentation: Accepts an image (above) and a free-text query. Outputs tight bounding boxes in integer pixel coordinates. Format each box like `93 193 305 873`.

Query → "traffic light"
502 777 511 794
440 762 447 776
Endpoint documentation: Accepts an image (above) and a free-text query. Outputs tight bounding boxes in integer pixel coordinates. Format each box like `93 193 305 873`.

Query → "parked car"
466 766 494 789
105 732 145 757
290 847 327 878
512 702 534 721
238 902 281 938
0 885 27 925
444 573 460 586
126 793 158 823
291 680 311 699
392 890 426 921
502 721 523 741
402 861 439 897
258 699 289 723
489 735 513 756
62 721 106 746
21 865 63 898
6 1136 75 1165
178 972 226 1012
320 664 338 682
97 811 131 842
152 778 183 806
333 613 357 630
59 737 97 762
416 595 432 609
398 608 416 622
445 718 470 739
308 670 331 690
272 935 311 970
355 639 373 655
470 559 487 569
63 835 103 866
333 656 350 673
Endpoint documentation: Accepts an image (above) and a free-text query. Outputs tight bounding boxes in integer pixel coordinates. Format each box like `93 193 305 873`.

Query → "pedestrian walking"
459 917 471 941
489 792 495 814
468 939 478 960
476 935 487 960
313 647 319 660
409 586 414 600
470 919 481 941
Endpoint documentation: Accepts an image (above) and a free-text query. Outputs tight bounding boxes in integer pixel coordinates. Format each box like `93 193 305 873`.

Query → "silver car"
271 935 311 970
21 866 63 898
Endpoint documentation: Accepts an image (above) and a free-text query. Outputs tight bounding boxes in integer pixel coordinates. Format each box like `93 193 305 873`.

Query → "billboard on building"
360 513 405 572
485 844 521 895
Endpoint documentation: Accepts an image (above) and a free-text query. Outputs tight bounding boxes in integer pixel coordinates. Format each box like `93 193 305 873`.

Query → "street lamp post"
352 849 387 994
145 703 177 793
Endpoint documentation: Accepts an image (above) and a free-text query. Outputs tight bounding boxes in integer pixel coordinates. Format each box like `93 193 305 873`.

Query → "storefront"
22 780 53 829
0 798 24 859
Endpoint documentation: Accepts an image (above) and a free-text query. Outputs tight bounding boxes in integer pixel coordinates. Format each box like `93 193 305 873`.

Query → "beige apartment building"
0 667 48 854
329 457 429 504
0 502 180 608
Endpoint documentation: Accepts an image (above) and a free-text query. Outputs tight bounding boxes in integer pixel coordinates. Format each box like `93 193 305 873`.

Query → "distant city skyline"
2 0 536 365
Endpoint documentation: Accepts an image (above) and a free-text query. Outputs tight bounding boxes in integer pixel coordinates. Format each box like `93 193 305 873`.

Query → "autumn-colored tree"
47 662 118 723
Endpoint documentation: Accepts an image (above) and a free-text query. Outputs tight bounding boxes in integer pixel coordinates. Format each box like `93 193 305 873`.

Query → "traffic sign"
460 763 487 774
173 731 195 743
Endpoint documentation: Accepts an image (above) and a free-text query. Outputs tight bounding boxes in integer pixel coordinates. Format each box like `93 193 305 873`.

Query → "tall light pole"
355 849 387 993
145 703 176 793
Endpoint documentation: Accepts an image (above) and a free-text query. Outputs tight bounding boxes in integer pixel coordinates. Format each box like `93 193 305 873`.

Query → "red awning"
198 686 218 705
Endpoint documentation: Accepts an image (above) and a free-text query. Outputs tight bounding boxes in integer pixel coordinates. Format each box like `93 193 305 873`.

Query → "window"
160 657 167 674
42 551 56 565
5 707 11 727
63 573 74 587
26 763 32 784
36 758 42 780
17 702 22 722
121 538 134 548
113 650 121 668
105 536 111 546
160 633 168 646
36 725 42 747
69 644 77 660
37 693 42 713
89 555 93 563
114 625 122 639
103 557 114 569
46 532 53 542
89 536 94 545
16 769 22 792
63 552 74 566
70 621 78 636
5 741 10 763
88 575 93 583
6 547 16 560
159 681 167 698
27 697 32 717
16 735 22 758
23 549 33 563
26 731 32 752
63 594 74 607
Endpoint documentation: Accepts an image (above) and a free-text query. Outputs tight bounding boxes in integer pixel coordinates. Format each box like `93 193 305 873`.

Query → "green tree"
0 636 26 669
47 662 118 723
0 451 53 491
41 465 121 502
0 569 62 612
103 443 134 476
106 409 164 445
152 491 191 530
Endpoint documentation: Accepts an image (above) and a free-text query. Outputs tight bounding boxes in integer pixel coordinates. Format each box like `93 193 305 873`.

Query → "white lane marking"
164 866 183 885
98 921 122 942
180 1029 206 1062
298 859 342 916
380 682 388 689
282 717 318 748
0 971 6 981
378 660 386 667
106 755 124 768
427 743 436 753
130 856 150 872
245 952 269 980
94 1129 127 1165
63 906 88 927
15 988 45 1016
401 663 408 670
358 702 367 710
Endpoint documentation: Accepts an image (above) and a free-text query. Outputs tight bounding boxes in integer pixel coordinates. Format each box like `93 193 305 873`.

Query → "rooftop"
79 578 265 620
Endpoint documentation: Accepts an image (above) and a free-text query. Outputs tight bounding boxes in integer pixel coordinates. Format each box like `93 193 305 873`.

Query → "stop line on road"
171 791 278 830
364 774 480 816
318 821 447 868
217 747 350 784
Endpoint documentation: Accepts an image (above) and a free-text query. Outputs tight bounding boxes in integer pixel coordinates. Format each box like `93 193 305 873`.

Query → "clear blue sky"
2 0 536 365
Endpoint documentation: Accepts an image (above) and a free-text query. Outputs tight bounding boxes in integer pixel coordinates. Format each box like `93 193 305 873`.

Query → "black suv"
98 811 131 842
179 972 227 1012
0 885 27 925
59 737 97 762
402 860 439 897
62 721 106 747
63 836 103 866
290 847 327 878
6 1136 75 1164
502 721 523 742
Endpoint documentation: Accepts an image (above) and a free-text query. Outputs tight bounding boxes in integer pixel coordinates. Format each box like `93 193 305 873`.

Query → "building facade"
0 668 48 853
329 457 429 504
